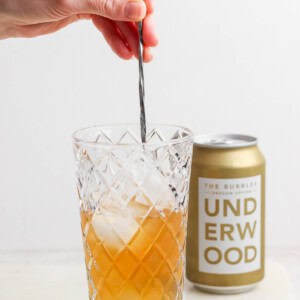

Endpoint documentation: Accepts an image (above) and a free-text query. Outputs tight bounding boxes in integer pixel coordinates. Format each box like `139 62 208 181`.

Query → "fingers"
92 15 133 60
115 21 153 62
144 0 154 14
115 21 139 58
143 14 158 47
143 47 153 63
67 0 147 22
140 0 158 61
83 0 157 62
18 16 79 38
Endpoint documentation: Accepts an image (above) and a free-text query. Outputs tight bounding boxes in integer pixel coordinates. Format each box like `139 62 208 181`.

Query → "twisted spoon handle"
137 21 146 143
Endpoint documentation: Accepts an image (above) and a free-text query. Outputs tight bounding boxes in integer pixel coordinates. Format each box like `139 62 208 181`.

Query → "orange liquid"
80 207 187 300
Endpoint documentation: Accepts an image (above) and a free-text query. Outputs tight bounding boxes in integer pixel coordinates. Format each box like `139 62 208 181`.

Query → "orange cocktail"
81 196 187 299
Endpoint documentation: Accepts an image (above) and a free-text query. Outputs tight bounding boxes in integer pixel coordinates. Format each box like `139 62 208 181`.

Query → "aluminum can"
186 134 265 294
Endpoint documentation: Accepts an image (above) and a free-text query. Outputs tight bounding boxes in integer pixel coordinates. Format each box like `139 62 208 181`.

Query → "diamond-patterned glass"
73 124 193 300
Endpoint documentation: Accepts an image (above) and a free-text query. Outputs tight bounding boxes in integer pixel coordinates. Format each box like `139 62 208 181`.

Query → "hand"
0 0 158 62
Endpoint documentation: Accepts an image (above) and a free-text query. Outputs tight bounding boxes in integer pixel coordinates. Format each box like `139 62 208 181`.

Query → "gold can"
186 134 265 294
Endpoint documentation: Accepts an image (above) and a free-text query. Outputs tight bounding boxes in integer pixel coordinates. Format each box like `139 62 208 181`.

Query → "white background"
0 0 300 253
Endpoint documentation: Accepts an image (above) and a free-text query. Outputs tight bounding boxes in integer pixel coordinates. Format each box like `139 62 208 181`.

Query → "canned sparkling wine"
186 134 265 294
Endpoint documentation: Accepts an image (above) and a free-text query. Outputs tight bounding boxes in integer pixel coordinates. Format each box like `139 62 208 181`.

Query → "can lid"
194 134 258 149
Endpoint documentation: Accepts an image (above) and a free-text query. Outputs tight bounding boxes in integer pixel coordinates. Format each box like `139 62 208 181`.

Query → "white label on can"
198 176 261 274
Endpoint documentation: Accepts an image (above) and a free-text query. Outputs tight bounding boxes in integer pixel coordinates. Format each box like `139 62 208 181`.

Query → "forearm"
0 0 18 39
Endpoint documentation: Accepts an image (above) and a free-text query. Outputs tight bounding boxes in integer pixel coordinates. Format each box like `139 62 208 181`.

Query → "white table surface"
0 248 299 299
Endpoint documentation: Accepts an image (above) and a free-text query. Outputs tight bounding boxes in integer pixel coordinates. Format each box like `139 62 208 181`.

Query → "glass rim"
72 123 194 148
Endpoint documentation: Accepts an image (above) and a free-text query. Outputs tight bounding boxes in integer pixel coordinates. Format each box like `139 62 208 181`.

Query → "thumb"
67 0 147 22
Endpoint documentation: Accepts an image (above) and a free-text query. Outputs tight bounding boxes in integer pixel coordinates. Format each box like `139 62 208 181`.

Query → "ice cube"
141 170 175 210
91 210 140 250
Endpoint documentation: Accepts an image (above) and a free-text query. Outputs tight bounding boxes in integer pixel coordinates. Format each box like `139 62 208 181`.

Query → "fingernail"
125 1 146 21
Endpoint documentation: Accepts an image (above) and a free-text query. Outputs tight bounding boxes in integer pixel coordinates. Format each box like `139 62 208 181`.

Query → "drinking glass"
72 124 193 300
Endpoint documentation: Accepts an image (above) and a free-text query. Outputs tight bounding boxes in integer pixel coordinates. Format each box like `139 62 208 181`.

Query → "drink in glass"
73 124 193 299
